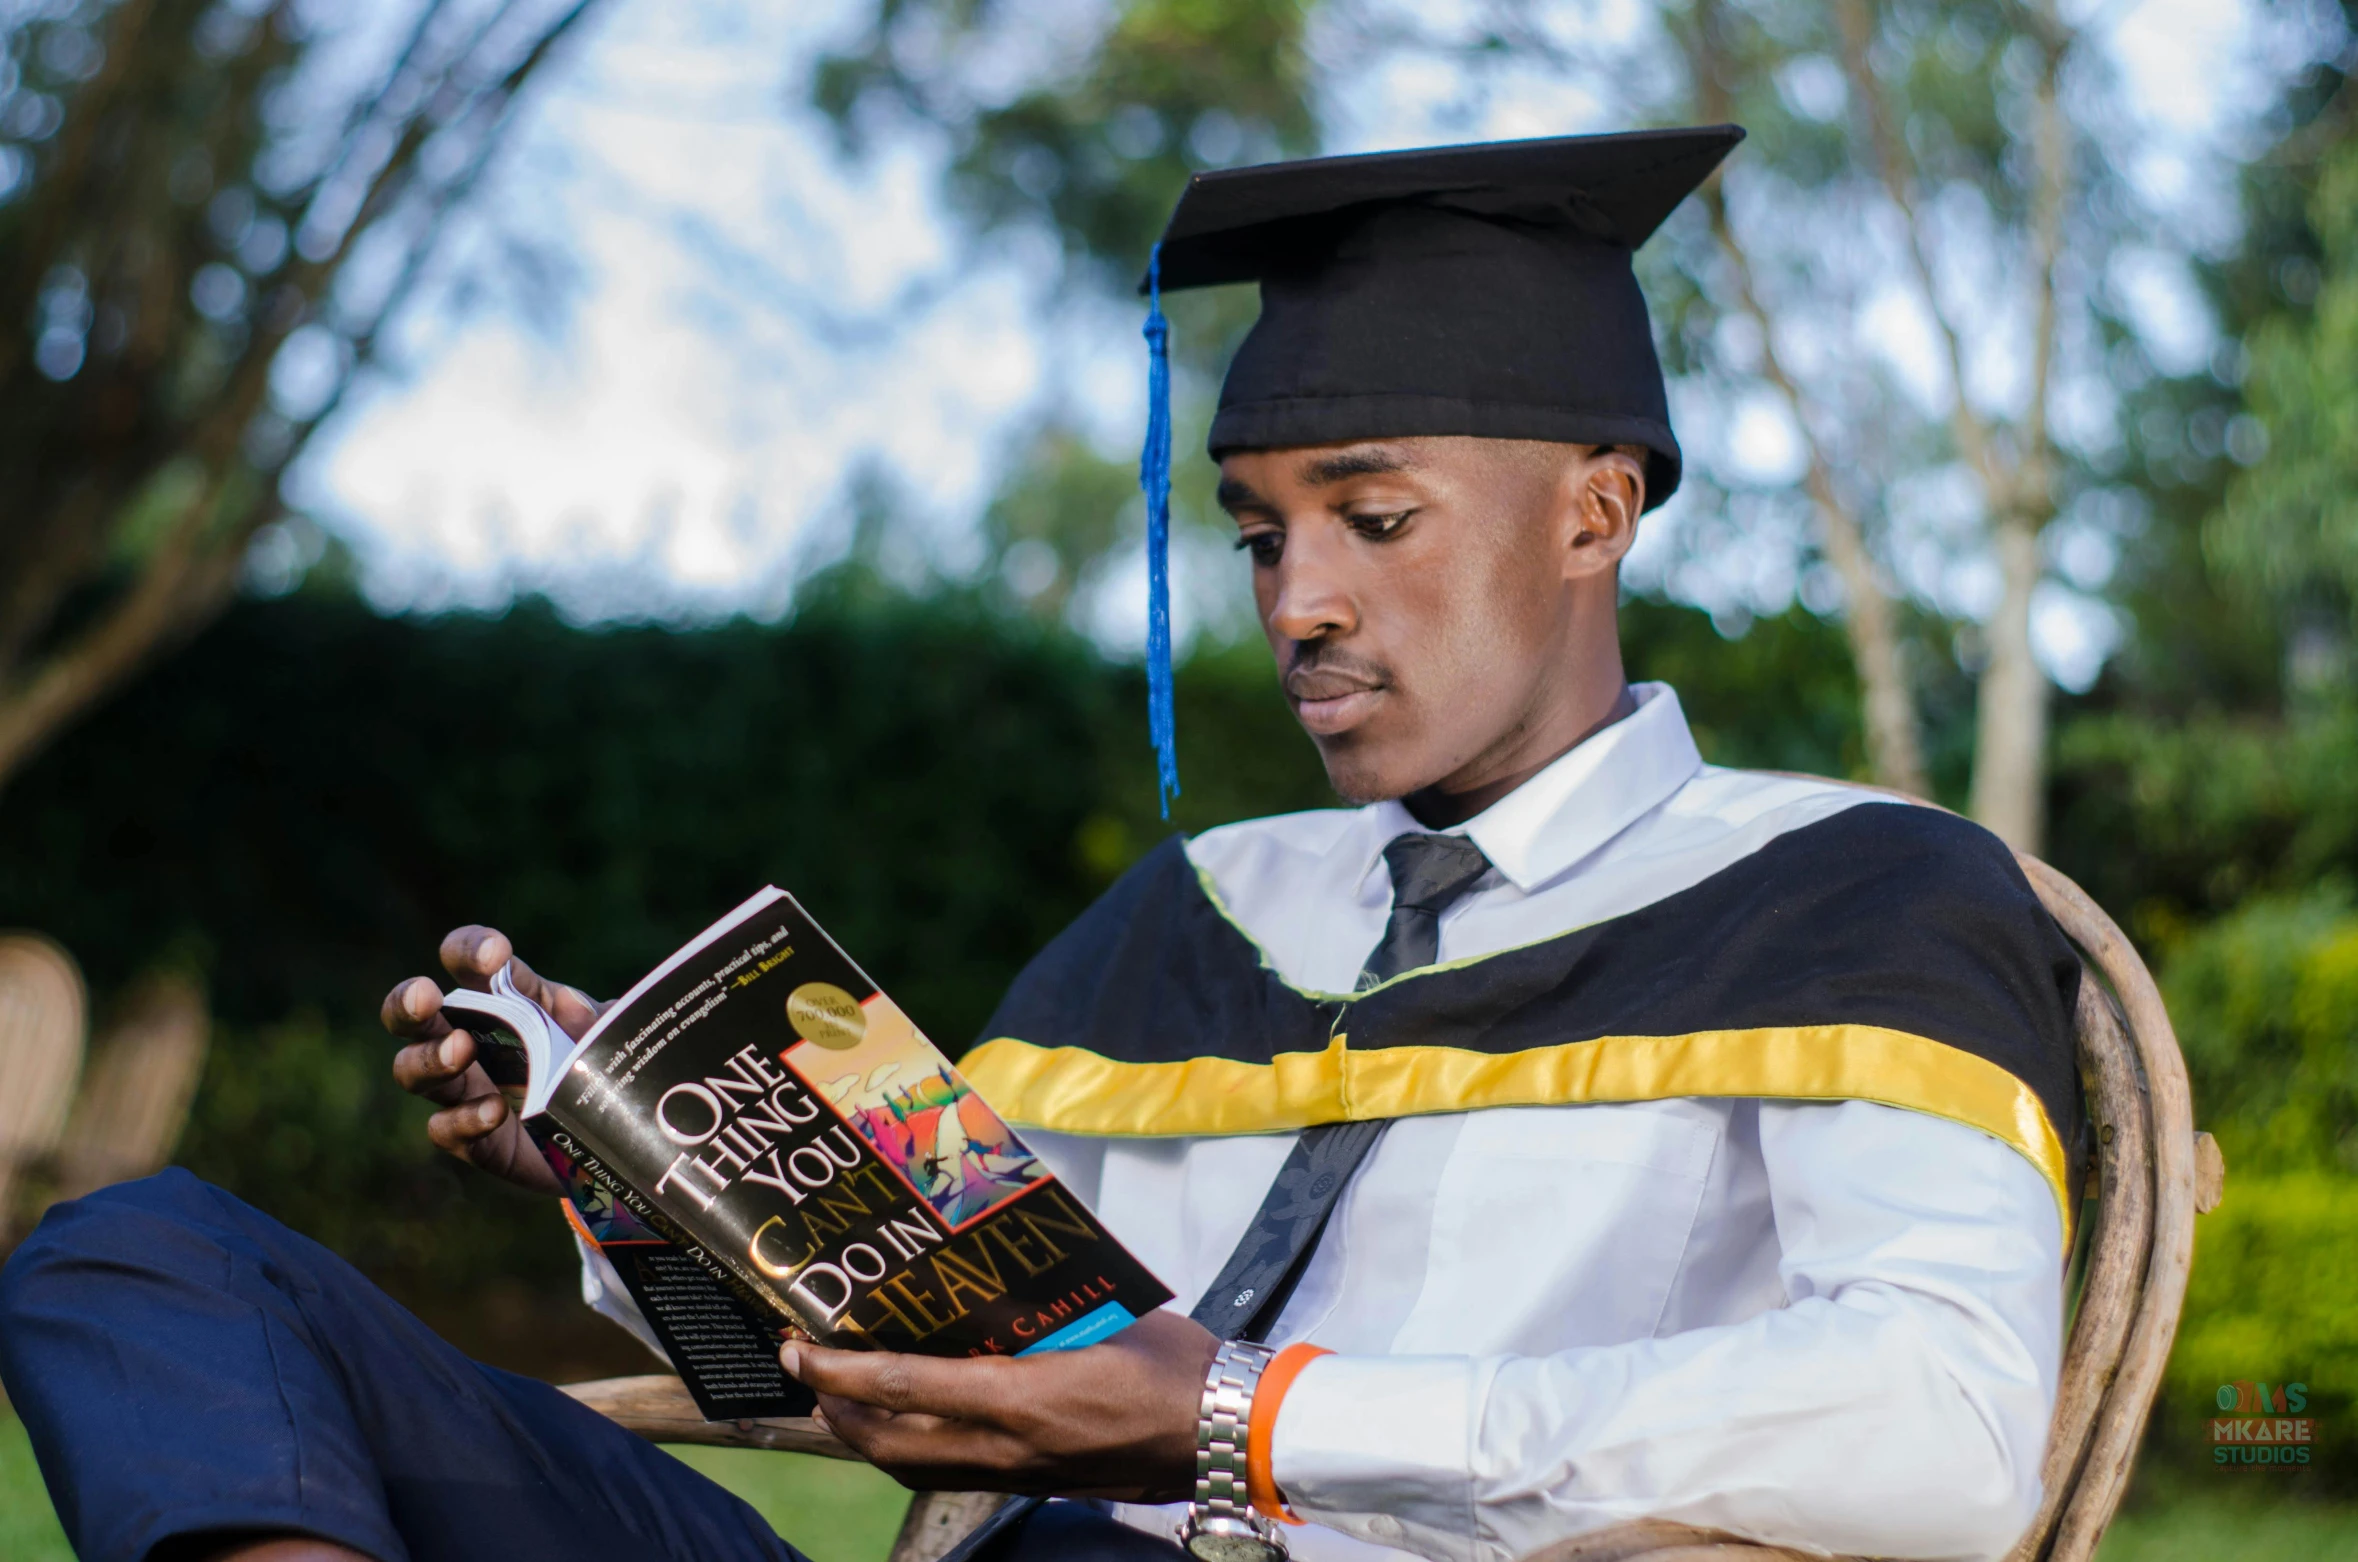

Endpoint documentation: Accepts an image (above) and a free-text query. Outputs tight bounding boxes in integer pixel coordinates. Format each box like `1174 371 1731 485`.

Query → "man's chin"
1310 731 1423 808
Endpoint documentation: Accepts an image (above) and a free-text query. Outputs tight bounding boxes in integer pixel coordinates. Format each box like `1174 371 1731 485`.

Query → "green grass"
2097 1486 2358 1560
8 1410 2357 1561
3 1413 71 1562
1 1410 912 1562
665 1445 911 1562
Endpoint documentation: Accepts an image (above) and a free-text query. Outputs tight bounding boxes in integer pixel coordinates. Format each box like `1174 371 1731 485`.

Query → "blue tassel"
1140 242 1180 818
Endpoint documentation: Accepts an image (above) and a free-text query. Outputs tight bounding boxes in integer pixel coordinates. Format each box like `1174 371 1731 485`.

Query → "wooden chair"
563 849 2221 1562
0 933 88 1244
53 971 211 1202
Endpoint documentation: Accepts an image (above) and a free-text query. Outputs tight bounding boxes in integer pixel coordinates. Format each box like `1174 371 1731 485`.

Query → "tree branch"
2018 0 2073 494
0 0 164 386
1831 0 2008 499
0 0 603 792
258 0 600 463
1686 0 1928 796
295 0 463 207
1702 184 1930 797
0 474 246 783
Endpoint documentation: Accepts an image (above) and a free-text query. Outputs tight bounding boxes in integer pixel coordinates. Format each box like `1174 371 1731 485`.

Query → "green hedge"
2169 1174 2358 1447
2149 892 2358 1488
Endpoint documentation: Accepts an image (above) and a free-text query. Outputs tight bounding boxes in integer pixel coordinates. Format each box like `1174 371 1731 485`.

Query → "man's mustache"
1282 647 1391 701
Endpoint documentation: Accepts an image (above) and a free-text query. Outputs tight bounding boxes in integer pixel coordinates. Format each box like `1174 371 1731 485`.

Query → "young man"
0 129 2080 1562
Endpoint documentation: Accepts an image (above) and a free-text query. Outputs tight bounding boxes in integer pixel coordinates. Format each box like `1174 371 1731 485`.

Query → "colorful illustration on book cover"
784 987 1046 1228
541 1132 665 1247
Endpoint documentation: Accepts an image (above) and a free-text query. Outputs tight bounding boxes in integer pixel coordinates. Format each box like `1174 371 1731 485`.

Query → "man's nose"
1263 525 1357 643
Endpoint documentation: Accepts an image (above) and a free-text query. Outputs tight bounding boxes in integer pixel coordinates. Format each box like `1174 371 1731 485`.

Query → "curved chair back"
0 933 87 1241
55 972 212 1202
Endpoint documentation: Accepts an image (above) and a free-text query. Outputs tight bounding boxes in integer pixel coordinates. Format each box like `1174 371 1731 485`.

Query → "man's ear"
1562 446 1645 581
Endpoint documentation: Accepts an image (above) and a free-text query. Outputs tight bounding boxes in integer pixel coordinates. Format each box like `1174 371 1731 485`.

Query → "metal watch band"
1196 1338 1276 1516
1179 1339 1287 1559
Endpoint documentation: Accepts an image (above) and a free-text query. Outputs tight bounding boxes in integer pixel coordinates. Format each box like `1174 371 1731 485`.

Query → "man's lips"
1285 672 1386 735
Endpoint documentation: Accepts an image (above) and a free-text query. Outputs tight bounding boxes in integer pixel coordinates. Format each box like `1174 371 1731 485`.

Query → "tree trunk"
1811 477 1929 798
1968 514 2048 852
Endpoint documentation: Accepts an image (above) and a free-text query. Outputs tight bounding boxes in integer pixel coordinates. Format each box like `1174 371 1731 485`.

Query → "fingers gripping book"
444 888 1171 1420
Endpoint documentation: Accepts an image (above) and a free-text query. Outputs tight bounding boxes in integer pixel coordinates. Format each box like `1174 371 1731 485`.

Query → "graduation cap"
1132 125 1743 815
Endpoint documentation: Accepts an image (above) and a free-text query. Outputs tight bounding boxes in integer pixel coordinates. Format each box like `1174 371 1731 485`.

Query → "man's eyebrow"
1215 476 1267 514
1296 446 1419 487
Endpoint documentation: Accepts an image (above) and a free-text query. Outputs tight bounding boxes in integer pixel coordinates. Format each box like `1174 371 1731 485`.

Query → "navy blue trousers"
0 1170 1179 1562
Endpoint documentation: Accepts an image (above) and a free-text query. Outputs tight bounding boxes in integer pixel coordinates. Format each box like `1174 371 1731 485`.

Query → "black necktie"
1191 832 1495 1341
1357 832 1496 989
946 833 1494 1560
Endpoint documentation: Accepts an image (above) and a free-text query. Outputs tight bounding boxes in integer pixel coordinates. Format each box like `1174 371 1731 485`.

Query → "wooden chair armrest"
1514 1521 1818 1561
558 1374 857 1459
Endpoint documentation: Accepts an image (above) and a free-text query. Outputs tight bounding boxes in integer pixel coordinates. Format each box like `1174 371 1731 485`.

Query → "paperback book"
446 888 1171 1420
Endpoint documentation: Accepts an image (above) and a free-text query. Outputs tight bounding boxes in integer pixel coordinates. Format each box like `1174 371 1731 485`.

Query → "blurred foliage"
2161 891 2358 1179
2072 19 2356 731
2047 13 2356 913
813 0 1316 297
2051 711 2358 928
2043 15 2358 1487
0 0 593 785
2152 886 2358 1484
811 0 1325 613
2160 1170 2358 1491
981 426 1139 620
2210 130 2358 637
1620 595 1870 776
1659 0 2157 835
2154 884 2358 1477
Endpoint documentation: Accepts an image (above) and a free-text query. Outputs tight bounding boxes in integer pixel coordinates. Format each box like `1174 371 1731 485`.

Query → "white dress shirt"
583 684 2063 1562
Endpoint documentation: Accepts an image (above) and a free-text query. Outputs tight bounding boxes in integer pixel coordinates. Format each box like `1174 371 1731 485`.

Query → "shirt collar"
1345 682 1703 898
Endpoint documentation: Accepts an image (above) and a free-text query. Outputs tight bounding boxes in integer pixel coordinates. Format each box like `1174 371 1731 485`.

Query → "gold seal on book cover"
787 981 866 1049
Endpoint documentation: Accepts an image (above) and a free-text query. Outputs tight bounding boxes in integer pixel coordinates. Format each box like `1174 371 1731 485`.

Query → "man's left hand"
781 1309 1220 1501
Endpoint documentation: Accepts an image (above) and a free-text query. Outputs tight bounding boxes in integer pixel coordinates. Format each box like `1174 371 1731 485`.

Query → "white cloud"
293 0 1044 618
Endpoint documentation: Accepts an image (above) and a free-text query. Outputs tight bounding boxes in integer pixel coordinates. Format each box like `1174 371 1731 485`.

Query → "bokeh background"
3 1 2356 1557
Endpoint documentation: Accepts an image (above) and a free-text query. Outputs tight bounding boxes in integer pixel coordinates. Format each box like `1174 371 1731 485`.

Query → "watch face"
1184 1534 1282 1562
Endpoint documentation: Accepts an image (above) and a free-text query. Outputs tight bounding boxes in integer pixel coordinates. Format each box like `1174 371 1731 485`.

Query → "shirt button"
1367 1514 1405 1542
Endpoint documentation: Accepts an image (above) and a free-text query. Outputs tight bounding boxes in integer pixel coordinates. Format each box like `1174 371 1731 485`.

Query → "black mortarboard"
1146 125 1742 507
1128 126 1743 816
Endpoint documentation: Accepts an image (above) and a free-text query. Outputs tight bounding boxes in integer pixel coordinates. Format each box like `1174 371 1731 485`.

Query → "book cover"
452 888 1171 1421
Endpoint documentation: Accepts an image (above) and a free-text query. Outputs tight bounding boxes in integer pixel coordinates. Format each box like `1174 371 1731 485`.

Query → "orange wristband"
1247 1343 1332 1523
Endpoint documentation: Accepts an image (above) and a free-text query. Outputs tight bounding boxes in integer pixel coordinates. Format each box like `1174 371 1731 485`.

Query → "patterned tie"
1195 831 1494 1342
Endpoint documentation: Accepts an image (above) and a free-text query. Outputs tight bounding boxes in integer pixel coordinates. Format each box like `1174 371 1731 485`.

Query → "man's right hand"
384 926 605 1198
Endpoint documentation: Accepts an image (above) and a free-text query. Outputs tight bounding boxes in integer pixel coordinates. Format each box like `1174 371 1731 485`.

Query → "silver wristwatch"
1177 1339 1289 1562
